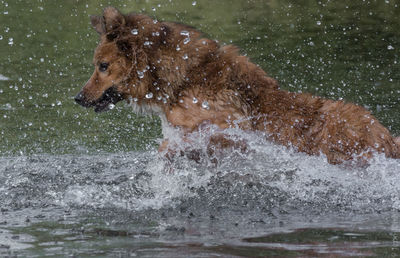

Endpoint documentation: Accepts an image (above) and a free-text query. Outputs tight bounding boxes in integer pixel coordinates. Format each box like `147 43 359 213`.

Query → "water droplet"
0 74 9 81
192 1 197 6
183 37 190 45
316 21 321 25
137 71 144 79
176 45 181 51
192 97 198 104
387 45 394 50
108 103 115 109
144 41 152 46
201 101 210 110
131 29 138 35
145 92 153 99
180 30 190 37
182 53 188 60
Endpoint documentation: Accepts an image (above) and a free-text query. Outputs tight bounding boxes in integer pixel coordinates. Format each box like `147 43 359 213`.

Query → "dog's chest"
128 101 173 138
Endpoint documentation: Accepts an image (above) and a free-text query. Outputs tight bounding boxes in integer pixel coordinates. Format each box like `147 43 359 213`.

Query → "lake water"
1 0 400 256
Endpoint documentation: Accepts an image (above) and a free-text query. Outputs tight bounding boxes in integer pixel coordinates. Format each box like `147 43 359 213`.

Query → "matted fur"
75 7 400 165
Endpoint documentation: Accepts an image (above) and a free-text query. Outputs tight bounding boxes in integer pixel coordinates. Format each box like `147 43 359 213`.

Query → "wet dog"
75 7 400 165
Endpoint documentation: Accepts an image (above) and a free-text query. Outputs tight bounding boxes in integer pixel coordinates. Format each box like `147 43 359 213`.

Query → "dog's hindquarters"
255 91 400 164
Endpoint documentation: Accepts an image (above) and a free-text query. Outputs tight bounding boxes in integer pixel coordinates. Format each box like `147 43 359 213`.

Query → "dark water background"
1 0 400 256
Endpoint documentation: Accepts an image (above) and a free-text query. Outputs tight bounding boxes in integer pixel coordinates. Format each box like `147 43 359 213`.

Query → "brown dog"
75 7 400 165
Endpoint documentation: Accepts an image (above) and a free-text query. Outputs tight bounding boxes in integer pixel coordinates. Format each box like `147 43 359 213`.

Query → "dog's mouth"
75 86 124 113
93 87 124 113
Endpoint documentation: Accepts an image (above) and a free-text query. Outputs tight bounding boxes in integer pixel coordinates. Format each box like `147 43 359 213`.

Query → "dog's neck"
127 96 164 116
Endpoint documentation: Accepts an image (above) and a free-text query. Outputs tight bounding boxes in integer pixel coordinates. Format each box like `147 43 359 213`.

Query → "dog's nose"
74 92 87 106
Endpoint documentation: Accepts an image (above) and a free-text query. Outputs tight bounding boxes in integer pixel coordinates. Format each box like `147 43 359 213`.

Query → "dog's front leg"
207 133 248 157
158 137 202 163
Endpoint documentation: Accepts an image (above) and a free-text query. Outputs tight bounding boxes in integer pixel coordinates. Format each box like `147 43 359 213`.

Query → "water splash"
1 128 399 214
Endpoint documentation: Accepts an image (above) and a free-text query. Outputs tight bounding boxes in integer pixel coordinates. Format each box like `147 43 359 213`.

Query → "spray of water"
1 128 399 215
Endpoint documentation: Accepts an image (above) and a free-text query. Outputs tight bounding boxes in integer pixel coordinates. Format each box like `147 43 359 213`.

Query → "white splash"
2 127 400 213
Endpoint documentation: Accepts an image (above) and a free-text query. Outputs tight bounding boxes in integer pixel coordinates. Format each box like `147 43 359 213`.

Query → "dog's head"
75 7 172 112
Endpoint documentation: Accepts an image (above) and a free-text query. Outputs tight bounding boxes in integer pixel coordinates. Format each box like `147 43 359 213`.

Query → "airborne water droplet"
145 92 153 99
108 103 115 110
192 1 197 6
387 45 394 50
183 37 190 45
182 53 188 60
131 29 138 35
137 71 144 79
192 97 198 104
201 101 209 110
180 30 190 37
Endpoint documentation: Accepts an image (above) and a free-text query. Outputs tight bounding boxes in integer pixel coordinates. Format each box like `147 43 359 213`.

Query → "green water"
1 0 400 257
1 0 399 155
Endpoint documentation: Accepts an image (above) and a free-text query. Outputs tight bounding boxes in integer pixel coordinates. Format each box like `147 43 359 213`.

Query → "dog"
75 7 400 165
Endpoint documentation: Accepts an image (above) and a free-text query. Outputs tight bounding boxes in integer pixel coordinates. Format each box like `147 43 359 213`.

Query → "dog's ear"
103 7 125 32
90 15 106 34
116 39 132 57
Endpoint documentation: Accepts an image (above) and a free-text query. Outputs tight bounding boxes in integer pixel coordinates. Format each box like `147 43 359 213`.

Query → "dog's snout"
74 92 90 107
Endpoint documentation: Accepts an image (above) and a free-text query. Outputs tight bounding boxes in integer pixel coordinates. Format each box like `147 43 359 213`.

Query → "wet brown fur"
76 7 400 165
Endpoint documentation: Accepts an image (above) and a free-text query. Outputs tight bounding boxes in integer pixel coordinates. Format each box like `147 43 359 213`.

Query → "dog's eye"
99 62 109 72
